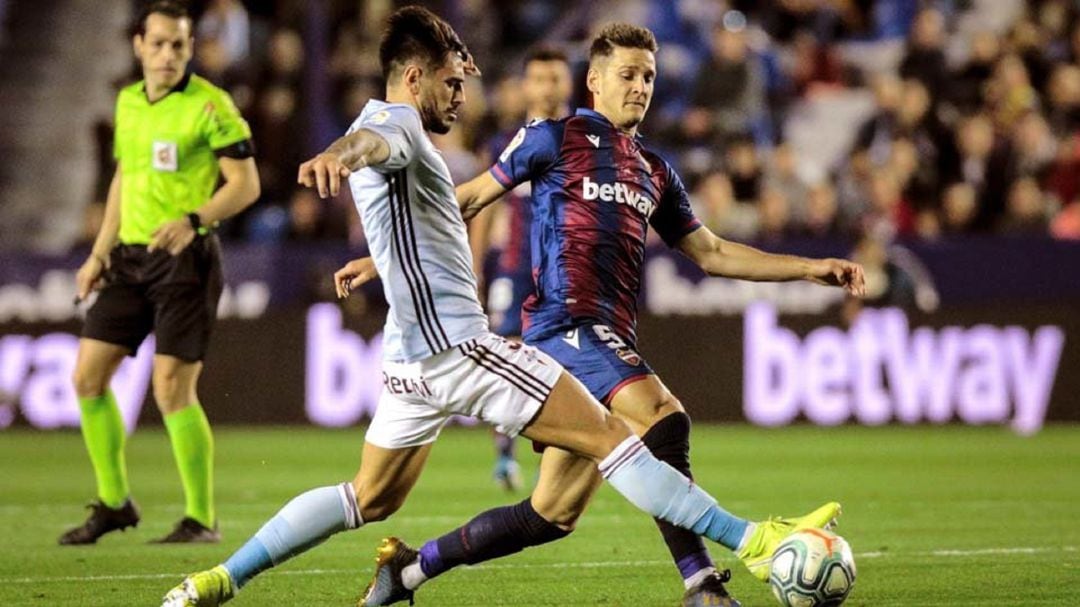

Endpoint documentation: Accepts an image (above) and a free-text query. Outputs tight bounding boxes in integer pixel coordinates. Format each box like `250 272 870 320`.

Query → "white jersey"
346 100 488 363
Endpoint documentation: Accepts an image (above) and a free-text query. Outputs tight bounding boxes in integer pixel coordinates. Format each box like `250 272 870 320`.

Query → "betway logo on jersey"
582 177 656 219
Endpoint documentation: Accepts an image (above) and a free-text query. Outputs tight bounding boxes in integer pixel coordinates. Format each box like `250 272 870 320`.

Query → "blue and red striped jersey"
489 108 702 346
485 129 533 279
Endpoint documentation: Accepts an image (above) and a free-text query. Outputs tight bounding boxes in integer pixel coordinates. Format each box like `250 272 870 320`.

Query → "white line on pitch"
1 546 1076 585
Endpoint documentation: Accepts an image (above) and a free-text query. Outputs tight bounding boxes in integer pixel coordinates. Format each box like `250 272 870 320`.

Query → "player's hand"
810 258 866 297
298 152 351 199
75 253 108 303
149 219 197 256
333 257 379 299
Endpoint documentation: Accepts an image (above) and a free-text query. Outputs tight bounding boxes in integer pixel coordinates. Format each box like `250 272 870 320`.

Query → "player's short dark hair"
135 0 191 37
379 5 470 80
524 46 569 68
589 23 658 61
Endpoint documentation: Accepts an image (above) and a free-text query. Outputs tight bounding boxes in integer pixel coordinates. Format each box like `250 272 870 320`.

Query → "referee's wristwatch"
187 212 202 233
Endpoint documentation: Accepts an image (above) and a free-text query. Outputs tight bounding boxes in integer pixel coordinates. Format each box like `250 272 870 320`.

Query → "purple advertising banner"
1 302 1074 434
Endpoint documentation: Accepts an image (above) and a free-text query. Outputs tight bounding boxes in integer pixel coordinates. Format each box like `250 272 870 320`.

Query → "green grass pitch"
1 425 1078 606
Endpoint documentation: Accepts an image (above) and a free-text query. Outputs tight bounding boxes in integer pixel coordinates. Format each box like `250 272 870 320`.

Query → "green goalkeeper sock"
78 391 130 509
164 403 215 528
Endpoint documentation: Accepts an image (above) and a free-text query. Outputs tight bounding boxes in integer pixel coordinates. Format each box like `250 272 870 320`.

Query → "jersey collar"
142 71 192 104
574 107 645 140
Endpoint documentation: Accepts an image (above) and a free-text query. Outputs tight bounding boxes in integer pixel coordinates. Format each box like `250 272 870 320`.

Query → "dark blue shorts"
488 271 533 337
529 323 654 404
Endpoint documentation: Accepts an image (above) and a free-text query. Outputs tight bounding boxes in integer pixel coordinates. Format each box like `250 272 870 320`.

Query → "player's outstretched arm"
333 257 379 299
457 172 510 221
677 227 866 296
298 130 392 199
76 166 122 302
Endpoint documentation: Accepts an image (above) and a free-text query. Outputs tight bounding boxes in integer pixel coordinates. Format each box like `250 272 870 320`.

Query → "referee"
60 1 259 545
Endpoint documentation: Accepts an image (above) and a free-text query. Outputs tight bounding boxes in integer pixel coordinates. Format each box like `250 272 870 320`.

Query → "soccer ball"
768 529 856 607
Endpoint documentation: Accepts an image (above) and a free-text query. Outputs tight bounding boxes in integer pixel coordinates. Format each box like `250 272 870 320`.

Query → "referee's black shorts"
82 235 224 362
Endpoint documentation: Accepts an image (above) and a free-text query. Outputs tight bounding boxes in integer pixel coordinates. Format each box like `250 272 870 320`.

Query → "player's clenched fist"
298 152 351 199
333 257 380 299
810 258 866 297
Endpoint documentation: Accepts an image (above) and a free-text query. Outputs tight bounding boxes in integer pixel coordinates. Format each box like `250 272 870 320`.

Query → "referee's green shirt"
113 73 252 245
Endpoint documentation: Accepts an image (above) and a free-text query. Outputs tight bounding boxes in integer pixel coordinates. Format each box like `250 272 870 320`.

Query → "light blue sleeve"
347 106 423 173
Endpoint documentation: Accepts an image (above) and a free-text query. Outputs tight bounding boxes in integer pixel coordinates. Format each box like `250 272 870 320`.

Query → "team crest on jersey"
499 127 527 163
367 110 391 125
616 348 642 366
152 140 178 172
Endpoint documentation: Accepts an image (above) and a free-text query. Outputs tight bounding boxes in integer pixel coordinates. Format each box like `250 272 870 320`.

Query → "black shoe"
359 537 418 606
58 499 141 545
151 517 221 544
682 570 741 607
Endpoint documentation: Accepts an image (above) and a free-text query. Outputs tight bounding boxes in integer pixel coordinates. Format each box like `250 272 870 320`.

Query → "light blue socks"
598 436 750 551
223 483 362 588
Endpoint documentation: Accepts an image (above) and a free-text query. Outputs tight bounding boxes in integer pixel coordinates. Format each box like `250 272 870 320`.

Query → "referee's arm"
76 166 122 301
149 155 260 255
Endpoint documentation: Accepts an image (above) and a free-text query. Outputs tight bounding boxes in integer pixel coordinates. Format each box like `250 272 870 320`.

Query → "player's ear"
132 34 143 60
403 64 423 96
586 65 601 96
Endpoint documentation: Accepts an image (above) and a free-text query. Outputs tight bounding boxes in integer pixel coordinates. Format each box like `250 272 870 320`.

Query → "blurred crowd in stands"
80 0 1080 251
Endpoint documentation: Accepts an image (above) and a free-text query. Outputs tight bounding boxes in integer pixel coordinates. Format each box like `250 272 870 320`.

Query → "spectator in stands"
690 170 759 240
941 182 978 235
286 188 347 243
689 21 768 143
802 179 840 238
985 54 1040 130
763 142 808 224
948 30 1001 115
725 136 763 202
853 75 903 166
899 7 948 106
196 0 249 71
999 176 1053 234
758 186 793 241
944 114 1013 230
1046 63 1080 135
1011 111 1057 179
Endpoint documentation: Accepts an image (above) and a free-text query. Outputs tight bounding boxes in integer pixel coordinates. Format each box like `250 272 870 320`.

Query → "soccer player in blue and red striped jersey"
360 23 864 607
471 47 574 491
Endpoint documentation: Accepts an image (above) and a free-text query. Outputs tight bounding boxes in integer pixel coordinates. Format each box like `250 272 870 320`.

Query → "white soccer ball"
768 529 856 607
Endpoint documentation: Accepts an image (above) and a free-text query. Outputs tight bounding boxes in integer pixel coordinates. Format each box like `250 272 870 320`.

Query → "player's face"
589 47 656 132
522 60 572 118
418 53 466 135
133 14 193 93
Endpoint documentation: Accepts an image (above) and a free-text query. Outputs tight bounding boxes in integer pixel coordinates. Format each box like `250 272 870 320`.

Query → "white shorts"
365 333 564 449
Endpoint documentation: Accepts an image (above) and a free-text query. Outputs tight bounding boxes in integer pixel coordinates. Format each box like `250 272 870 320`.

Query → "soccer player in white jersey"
162 7 845 606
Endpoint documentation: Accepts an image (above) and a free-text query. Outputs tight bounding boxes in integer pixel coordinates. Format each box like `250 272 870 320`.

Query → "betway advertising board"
0 302 1073 433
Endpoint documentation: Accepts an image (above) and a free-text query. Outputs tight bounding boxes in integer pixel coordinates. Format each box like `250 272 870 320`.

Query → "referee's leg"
152 354 219 542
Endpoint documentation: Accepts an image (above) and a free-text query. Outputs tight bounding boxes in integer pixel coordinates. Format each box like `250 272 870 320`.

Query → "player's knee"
641 411 693 477
596 413 634 455
530 495 583 532
632 394 685 430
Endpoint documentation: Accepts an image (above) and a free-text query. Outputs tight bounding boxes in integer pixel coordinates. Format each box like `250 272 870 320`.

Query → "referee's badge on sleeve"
152 140 179 172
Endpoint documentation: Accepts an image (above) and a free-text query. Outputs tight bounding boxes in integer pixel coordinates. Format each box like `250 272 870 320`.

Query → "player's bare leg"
60 339 139 545
361 373 756 606
610 376 736 604
150 355 220 543
164 442 433 607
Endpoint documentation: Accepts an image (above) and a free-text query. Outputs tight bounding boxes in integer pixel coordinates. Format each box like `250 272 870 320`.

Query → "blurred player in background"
360 22 864 607
470 47 573 491
163 9 852 607
61 0 259 545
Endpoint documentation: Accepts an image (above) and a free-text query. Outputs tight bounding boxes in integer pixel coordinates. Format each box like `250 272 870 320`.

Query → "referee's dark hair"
134 0 191 37
379 5 470 80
